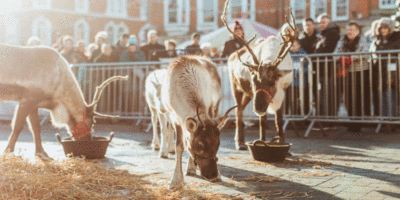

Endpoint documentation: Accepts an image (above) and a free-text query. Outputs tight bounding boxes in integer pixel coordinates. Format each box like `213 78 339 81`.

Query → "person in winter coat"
114 34 129 60
221 20 245 58
299 18 319 54
140 30 166 61
90 31 109 62
313 13 341 118
334 21 370 132
120 35 146 62
94 43 118 63
162 39 178 58
285 39 309 116
185 32 202 55
60 35 75 63
370 18 400 119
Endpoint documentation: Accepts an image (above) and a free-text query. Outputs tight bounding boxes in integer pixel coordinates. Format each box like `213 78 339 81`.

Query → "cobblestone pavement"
0 121 399 200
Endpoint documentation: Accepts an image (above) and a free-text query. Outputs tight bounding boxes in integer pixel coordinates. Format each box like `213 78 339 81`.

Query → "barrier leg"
282 120 289 131
304 120 315 138
375 124 382 134
146 123 153 133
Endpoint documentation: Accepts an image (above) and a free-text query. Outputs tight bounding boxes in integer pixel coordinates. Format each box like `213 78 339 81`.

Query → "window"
32 0 51 9
75 0 89 13
140 0 148 21
107 0 127 17
105 21 129 45
2 0 21 12
197 0 218 31
164 0 190 35
105 21 116 45
32 16 52 46
74 19 90 44
290 0 306 23
226 0 255 22
332 0 349 21
310 0 327 20
380 0 396 9
3 16 20 45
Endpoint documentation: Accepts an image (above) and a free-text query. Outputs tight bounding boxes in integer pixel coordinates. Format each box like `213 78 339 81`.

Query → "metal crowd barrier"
70 58 311 130
305 50 400 137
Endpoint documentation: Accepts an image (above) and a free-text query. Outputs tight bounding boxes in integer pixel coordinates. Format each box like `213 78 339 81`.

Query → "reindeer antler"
272 8 298 67
222 0 260 68
196 104 206 130
89 76 129 107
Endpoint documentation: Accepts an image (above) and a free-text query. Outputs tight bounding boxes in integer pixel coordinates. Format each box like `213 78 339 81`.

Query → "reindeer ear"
185 118 198 134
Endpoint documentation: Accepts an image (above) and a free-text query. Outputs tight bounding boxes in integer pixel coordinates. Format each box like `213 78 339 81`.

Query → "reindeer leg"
27 108 50 159
233 89 252 150
260 114 268 141
150 108 160 151
275 108 285 144
167 121 175 154
4 103 33 154
169 123 184 190
159 113 169 159
186 156 197 176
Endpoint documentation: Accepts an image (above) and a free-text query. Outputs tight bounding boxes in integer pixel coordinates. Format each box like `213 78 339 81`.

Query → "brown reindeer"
223 0 297 150
0 44 127 158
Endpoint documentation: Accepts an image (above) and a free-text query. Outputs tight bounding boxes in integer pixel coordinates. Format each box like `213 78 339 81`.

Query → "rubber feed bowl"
246 139 291 162
56 132 114 159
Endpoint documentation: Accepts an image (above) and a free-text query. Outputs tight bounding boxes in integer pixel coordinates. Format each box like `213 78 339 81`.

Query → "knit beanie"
127 35 138 47
233 20 243 32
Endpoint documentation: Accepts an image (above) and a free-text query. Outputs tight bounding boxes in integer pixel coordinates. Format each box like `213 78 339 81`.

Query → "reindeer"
0 44 127 158
145 69 175 158
222 0 297 150
161 55 237 189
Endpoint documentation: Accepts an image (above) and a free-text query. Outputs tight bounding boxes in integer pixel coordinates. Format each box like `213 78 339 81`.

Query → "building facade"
0 0 148 46
0 0 397 46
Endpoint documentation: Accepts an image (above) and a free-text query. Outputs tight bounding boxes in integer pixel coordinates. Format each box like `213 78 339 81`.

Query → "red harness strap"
72 113 91 138
257 89 273 104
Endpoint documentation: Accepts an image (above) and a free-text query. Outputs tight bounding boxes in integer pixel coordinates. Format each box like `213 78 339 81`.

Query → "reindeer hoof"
169 151 175 155
152 146 160 151
236 144 248 151
159 152 169 159
185 170 196 177
35 152 51 160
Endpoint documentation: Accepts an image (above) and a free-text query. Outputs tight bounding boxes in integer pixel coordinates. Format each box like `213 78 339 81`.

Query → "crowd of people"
284 13 400 132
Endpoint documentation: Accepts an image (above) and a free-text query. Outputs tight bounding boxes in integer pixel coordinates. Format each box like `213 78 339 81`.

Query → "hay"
244 175 281 183
0 154 226 200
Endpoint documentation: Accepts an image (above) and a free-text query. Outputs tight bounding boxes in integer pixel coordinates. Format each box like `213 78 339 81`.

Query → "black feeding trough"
246 137 291 162
56 132 114 159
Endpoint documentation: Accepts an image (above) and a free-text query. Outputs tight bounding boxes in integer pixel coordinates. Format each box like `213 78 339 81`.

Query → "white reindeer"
161 55 237 189
0 44 127 158
145 69 175 158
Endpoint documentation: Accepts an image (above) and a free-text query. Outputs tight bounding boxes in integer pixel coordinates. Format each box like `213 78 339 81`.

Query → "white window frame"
196 0 218 31
107 0 127 17
74 18 90 44
140 0 148 21
290 0 306 23
226 0 256 22
105 21 117 45
32 0 52 9
75 0 89 13
32 16 52 46
379 0 397 9
4 0 21 11
310 0 327 20
163 0 190 36
332 0 349 21
3 16 20 45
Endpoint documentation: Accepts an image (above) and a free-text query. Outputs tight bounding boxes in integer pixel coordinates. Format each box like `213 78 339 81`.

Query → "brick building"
0 0 148 46
0 0 398 47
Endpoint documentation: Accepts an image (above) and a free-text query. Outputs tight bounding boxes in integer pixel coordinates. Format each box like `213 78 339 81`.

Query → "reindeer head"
185 105 237 180
222 0 297 116
71 76 128 141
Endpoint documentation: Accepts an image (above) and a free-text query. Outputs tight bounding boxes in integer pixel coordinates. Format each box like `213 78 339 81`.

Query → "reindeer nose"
254 91 270 115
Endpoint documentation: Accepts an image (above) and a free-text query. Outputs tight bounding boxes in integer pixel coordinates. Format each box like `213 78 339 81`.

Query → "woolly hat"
127 35 138 47
233 20 243 31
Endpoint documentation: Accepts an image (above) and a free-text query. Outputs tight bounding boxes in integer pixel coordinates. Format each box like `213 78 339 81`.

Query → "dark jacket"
185 44 201 55
315 22 341 54
299 31 319 54
161 50 178 58
60 48 75 63
221 38 244 58
93 54 118 63
140 43 165 61
114 40 127 59
119 49 146 62
71 51 89 64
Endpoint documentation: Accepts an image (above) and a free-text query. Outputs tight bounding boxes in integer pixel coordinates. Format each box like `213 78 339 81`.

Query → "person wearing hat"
185 32 202 55
60 35 75 63
162 39 178 58
120 35 146 62
221 20 245 58
140 30 166 61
